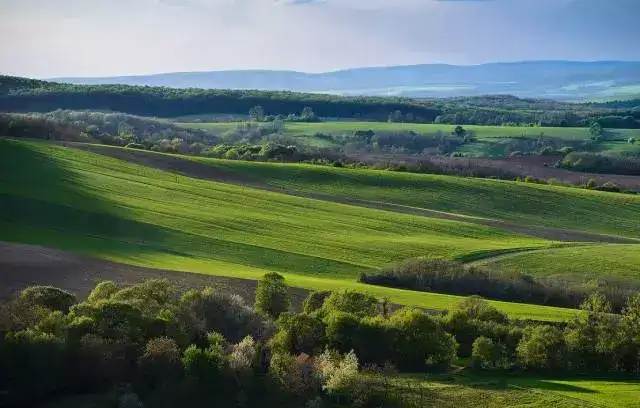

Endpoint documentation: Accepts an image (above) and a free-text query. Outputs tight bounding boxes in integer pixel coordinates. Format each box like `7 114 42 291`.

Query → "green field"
183 121 640 142
475 244 640 285
392 373 640 408
184 155 640 240
1 139 584 321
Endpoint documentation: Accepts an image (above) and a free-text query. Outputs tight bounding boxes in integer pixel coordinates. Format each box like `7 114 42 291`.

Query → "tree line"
1 274 639 407
2 75 639 128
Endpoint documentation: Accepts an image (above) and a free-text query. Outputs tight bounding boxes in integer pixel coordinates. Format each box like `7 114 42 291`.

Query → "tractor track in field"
0 242 310 309
70 143 637 245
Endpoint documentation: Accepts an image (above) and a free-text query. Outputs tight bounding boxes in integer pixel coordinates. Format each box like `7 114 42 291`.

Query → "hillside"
50 61 640 100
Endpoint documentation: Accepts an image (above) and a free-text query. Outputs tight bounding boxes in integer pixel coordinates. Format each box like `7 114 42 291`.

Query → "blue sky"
1 0 638 77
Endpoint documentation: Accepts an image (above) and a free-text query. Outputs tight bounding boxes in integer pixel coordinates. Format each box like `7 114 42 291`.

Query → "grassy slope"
475 244 640 285
185 156 640 240
184 121 640 141
393 373 640 408
0 139 579 321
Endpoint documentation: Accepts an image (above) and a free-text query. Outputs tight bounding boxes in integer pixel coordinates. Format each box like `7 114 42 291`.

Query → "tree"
249 105 265 122
20 286 77 313
302 291 331 314
453 125 467 138
517 325 565 370
589 122 603 141
301 106 315 121
254 273 290 319
322 290 378 318
471 336 495 369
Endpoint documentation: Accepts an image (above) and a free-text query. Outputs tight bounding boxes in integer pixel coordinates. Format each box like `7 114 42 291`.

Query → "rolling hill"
0 139 593 321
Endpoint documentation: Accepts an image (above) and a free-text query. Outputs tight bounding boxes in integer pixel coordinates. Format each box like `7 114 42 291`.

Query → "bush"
21 286 77 313
517 325 565 370
255 273 291 320
315 349 359 395
270 313 327 355
87 281 119 303
586 178 598 189
303 291 331 314
324 312 361 353
471 337 496 369
137 337 183 389
387 308 457 371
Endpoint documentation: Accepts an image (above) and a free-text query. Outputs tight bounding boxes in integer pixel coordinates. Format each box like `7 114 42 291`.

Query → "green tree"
254 272 290 319
471 336 495 369
249 105 265 122
322 290 378 318
453 125 466 137
517 325 565 370
302 291 331 314
589 122 603 141
21 286 77 313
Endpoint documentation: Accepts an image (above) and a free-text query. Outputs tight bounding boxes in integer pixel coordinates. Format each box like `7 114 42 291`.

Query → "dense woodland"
1 76 640 128
1 276 639 407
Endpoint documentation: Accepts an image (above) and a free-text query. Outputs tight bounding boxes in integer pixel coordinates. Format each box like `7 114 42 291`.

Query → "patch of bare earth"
73 145 636 244
0 242 309 309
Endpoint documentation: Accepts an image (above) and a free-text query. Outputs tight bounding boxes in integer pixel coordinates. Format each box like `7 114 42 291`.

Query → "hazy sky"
1 0 639 77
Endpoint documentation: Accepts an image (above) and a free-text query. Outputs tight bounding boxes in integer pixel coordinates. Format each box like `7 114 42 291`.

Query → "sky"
1 0 639 78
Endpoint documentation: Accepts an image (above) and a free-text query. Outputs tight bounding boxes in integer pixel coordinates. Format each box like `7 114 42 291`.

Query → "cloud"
0 0 638 77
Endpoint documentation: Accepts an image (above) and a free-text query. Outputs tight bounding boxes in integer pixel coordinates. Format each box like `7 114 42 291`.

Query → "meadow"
0 139 584 321
184 155 640 240
475 244 640 285
182 120 640 142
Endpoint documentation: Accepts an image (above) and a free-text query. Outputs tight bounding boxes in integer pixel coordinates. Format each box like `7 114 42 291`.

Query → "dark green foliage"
559 152 640 176
360 259 603 309
254 272 291 319
21 285 77 312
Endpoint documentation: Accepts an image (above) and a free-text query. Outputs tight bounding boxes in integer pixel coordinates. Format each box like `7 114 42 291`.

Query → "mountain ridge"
49 60 640 101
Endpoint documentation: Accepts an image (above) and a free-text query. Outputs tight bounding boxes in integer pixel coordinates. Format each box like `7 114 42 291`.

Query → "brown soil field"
0 242 309 310
73 144 636 244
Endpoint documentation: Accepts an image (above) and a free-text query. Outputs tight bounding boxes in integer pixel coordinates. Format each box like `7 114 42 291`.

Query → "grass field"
183 121 640 142
392 373 640 408
1 139 586 321
183 155 640 240
475 244 640 285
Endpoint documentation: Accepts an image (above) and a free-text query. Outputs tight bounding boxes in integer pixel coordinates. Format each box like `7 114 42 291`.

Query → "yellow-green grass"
0 139 583 321
183 155 640 240
395 373 640 408
183 121 640 142
475 244 640 285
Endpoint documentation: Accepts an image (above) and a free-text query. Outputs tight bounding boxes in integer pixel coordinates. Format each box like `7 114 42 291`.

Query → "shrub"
322 290 378 318
87 281 118 303
229 335 259 372
471 337 495 369
255 273 291 320
270 313 327 355
20 286 77 313
137 337 183 389
324 312 360 353
388 308 457 371
269 352 319 397
315 349 359 395
303 291 331 314
586 178 598 189
596 181 620 192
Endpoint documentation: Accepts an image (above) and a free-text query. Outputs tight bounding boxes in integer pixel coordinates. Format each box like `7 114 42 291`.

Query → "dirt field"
73 144 637 244
0 242 310 309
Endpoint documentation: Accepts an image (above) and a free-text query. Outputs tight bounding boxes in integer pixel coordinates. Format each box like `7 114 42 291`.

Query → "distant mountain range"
51 61 640 101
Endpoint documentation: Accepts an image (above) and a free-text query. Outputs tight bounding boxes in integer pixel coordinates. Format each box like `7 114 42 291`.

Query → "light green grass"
183 121 640 142
0 139 580 321
382 373 640 408
184 155 640 240
475 244 640 285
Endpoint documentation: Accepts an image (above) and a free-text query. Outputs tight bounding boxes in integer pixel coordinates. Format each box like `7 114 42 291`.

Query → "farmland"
182 121 640 142
2 139 590 321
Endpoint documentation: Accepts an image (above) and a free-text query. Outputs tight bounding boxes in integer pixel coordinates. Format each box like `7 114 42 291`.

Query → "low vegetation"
1 277 638 407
